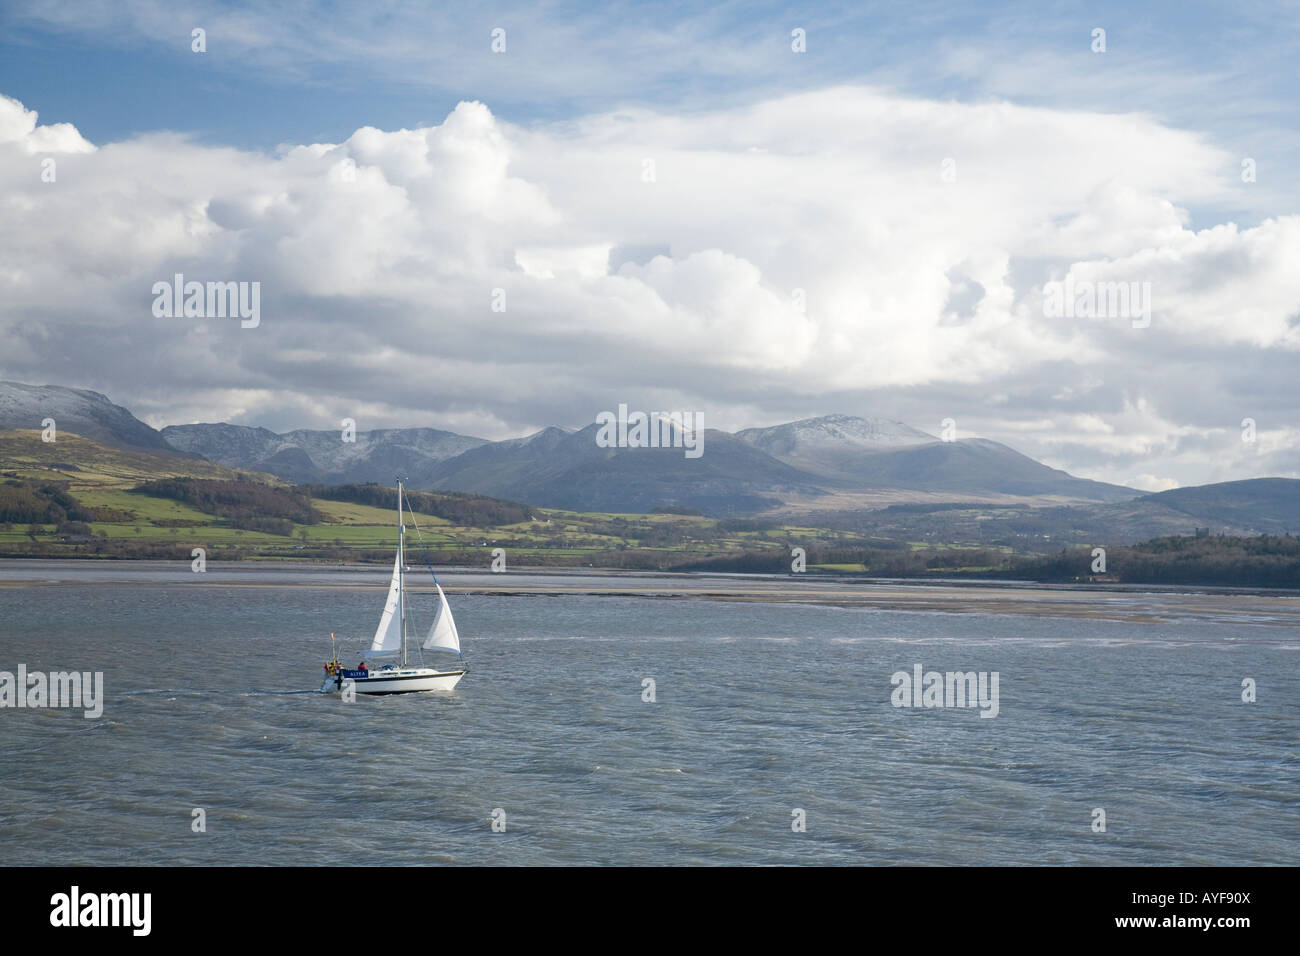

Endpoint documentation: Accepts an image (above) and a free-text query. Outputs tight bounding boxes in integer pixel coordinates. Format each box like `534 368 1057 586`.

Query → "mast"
397 478 405 666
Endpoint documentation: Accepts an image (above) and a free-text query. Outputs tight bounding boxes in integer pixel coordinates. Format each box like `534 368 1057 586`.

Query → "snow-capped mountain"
0 381 183 453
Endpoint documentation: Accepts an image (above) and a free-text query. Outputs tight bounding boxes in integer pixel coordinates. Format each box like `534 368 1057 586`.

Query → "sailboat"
321 479 467 694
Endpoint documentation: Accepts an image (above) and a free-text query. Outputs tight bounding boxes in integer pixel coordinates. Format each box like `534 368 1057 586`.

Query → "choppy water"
1 561 1297 865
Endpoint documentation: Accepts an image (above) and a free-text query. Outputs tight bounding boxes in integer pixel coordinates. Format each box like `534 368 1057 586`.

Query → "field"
0 429 898 568
6 429 1289 587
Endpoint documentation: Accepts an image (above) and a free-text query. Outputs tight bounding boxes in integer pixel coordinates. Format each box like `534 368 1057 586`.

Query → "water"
1 561 1297 865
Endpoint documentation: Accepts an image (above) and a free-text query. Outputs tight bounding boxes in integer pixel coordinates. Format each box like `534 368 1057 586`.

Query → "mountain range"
160 422 487 486
0 382 191 456
3 380 1147 516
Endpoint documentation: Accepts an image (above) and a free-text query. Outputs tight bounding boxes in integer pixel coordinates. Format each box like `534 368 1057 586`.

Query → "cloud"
0 85 1296 486
1130 474 1180 493
0 93 94 154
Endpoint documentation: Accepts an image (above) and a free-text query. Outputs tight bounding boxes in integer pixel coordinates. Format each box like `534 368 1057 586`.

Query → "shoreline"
2 558 1297 625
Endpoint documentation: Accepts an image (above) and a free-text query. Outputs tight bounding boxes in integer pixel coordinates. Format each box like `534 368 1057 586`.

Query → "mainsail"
364 552 403 658
422 582 461 655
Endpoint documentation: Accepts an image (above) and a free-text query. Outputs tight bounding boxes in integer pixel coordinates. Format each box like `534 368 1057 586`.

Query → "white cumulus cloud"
0 86 1296 487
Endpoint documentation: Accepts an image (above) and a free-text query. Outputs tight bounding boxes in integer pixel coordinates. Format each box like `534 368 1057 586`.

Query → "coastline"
3 558 1297 626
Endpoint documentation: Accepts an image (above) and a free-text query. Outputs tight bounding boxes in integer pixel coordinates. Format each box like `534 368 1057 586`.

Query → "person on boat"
358 661 368 673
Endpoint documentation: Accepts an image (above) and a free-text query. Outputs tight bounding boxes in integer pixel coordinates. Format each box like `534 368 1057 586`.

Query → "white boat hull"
323 667 466 695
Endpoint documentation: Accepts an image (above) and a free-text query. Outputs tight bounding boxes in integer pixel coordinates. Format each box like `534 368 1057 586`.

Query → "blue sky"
3 1 1296 207
1 1 1298 489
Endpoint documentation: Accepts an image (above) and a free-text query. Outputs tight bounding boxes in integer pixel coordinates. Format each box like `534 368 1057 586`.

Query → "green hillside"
0 428 870 566
2 428 1297 587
